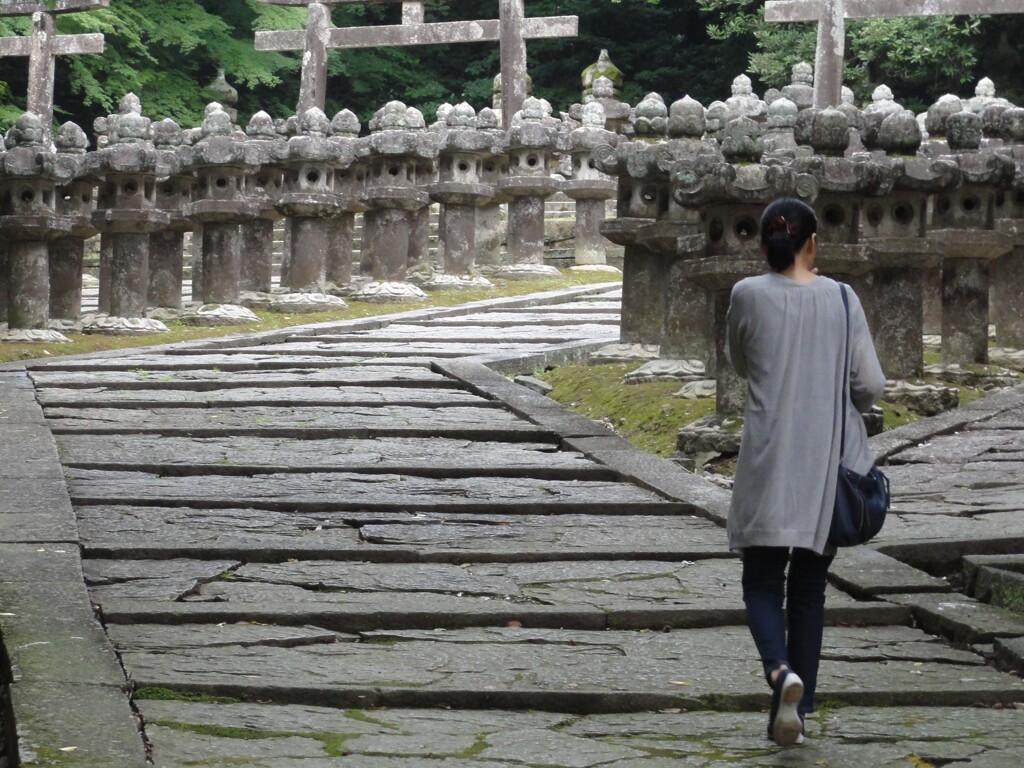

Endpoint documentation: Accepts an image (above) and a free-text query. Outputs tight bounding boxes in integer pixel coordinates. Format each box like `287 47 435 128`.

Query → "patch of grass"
536 362 715 457
133 687 240 704
149 721 295 741
878 400 923 431
0 271 619 364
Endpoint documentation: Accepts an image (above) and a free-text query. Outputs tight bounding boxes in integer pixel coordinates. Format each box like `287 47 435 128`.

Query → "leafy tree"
695 0 1020 112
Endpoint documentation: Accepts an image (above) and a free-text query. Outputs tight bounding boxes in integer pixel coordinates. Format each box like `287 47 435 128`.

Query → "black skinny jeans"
741 546 834 717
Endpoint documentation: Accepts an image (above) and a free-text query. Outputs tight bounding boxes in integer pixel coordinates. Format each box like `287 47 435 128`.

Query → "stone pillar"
563 102 620 269
0 245 7 324
49 234 86 321
0 113 75 343
240 218 276 293
274 108 351 310
108 232 151 318
922 267 942 336
241 111 287 297
149 119 195 312
185 105 262 323
408 204 432 269
993 246 1024 347
427 103 498 289
87 96 179 334
495 97 561 279
97 234 113 315
872 267 925 378
326 213 355 288
148 230 186 309
8 241 53 331
941 258 990 364
50 123 97 323
712 289 745 417
350 101 432 303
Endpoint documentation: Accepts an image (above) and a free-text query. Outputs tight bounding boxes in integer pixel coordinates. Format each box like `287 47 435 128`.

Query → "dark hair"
760 198 817 272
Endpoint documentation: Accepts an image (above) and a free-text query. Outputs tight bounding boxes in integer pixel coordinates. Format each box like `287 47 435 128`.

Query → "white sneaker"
770 670 805 746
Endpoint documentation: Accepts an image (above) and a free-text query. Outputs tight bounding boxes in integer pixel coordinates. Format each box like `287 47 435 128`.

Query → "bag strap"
839 283 851 462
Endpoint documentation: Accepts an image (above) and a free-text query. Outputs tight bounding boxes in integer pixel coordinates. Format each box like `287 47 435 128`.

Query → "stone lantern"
185 104 261 324
87 97 174 335
148 118 195 313
496 96 563 280
677 117 818 420
724 74 766 123
239 111 287 299
780 62 814 112
0 113 74 343
993 106 1024 348
49 121 97 327
325 109 366 294
427 102 499 290
862 110 957 379
624 95 725 381
931 109 1014 365
474 107 511 270
922 94 964 158
273 108 348 306
561 101 619 271
792 108 891 328
352 100 435 302
593 95 672 359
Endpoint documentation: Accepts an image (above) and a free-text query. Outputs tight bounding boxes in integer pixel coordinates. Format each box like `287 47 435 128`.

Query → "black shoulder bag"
829 284 890 547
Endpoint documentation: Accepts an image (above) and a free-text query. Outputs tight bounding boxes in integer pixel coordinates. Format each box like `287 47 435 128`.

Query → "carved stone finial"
55 121 89 153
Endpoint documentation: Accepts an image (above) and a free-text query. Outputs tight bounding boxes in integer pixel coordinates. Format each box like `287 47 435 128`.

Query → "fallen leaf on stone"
506 620 522 628
669 680 691 686
59 747 78 753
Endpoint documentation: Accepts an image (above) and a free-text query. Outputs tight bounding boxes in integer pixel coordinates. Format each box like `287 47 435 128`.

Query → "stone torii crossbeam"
255 0 578 128
766 0 1024 108
0 0 108 133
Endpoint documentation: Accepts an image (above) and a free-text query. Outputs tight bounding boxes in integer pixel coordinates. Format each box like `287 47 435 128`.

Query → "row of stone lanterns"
593 78 1024 437
0 84 626 342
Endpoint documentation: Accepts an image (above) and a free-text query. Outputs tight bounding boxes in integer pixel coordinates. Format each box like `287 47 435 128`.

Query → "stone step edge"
96 601 911 634
0 372 148 766
126 680 1022 716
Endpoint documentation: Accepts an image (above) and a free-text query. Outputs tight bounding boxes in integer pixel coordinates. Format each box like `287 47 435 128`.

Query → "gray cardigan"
725 273 886 554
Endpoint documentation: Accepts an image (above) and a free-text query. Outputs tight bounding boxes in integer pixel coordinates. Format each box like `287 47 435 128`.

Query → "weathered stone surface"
37 384 491 408
26 353 439 372
106 622 352 651
126 703 1024 768
174 340 567 359
29 364 445 390
45 405 549 438
891 430 1024 465
299 323 617 345
885 592 1024 644
116 626 1024 711
830 548 951 597
84 557 238 601
418 312 620 327
56 435 596 476
66 469 674 513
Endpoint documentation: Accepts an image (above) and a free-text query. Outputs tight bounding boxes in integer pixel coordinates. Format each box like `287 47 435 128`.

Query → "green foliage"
0 1 1015 138
695 0 1018 112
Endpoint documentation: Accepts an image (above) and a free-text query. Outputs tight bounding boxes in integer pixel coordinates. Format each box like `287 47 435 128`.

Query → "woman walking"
725 198 885 745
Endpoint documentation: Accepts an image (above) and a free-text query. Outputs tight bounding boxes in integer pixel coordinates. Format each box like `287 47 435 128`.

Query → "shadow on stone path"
1 282 1023 767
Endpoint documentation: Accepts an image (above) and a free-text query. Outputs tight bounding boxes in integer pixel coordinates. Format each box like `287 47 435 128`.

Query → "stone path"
1 282 1024 766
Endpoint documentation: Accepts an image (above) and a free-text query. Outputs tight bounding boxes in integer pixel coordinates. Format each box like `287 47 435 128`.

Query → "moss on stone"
133 687 240 704
536 363 716 457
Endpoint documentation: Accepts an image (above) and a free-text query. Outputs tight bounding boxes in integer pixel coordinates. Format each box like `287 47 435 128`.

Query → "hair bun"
767 216 795 238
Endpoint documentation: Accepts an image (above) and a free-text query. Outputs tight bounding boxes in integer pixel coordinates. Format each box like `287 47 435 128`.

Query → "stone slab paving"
28 364 454 390
3 282 1024 766
131 703 1024 768
56 436 603 477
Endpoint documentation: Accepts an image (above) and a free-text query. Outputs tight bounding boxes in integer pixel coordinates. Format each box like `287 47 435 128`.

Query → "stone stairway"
4 283 1024 766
